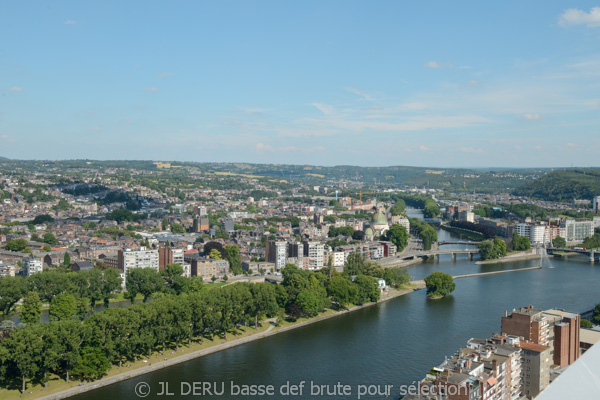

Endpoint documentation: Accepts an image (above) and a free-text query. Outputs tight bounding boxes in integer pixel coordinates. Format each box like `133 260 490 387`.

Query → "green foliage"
511 233 531 251
581 319 594 329
125 268 164 303
514 169 600 201
43 244 52 252
32 214 55 225
552 236 567 248
215 228 229 239
382 224 409 252
410 218 438 250
593 304 600 325
209 248 223 260
52 199 72 211
72 346 110 381
0 276 27 315
63 252 71 266
582 232 600 249
83 221 97 230
390 199 406 215
224 245 242 274
49 293 77 321
344 252 366 276
424 272 456 298
5 238 29 252
328 226 355 238
106 209 146 224
353 275 380 305
43 233 57 245
170 223 185 234
478 238 507 260
20 292 42 325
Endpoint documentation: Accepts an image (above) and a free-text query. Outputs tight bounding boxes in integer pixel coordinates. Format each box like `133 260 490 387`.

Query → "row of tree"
0 283 280 394
478 238 507 260
409 218 438 250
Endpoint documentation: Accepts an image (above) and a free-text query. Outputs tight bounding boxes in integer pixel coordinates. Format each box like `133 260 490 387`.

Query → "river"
68 210 600 400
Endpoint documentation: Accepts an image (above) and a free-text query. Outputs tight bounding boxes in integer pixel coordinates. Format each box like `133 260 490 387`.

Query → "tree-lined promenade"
0 255 412 397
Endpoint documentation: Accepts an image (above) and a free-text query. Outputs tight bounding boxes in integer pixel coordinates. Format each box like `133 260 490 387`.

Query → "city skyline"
2 1 600 167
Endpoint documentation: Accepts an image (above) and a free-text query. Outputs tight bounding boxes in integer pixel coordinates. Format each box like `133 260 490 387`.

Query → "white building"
23 257 43 276
529 224 548 245
593 196 600 214
120 247 159 274
303 241 325 270
266 240 287 271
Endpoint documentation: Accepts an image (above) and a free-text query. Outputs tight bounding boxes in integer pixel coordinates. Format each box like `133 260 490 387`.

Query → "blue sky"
1 1 600 167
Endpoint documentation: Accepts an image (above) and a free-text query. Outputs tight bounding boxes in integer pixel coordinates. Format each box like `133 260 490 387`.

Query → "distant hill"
0 156 8 160
513 169 600 201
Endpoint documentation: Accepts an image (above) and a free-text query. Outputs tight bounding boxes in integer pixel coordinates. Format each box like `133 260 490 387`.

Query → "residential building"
560 219 594 243
303 241 324 270
543 309 580 368
241 260 275 274
501 305 549 346
118 247 159 275
221 219 234 233
158 247 185 270
266 240 287 271
519 341 551 399
192 217 209 232
287 242 304 268
23 257 43 276
189 257 229 280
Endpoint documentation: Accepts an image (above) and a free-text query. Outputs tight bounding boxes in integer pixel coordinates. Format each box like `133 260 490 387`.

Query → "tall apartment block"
501 305 549 346
158 247 185 270
543 309 580 368
519 341 551 399
303 241 324 270
266 240 287 271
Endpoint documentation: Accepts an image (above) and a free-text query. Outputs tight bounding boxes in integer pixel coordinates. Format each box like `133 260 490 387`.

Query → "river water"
67 211 600 400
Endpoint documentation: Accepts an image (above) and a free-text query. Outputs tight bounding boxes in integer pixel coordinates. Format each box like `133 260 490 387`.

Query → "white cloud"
344 87 375 101
514 145 522 151
255 143 275 152
0 135 15 142
466 80 480 86
64 20 77 25
559 7 600 27
425 61 444 69
311 103 334 115
91 127 101 132
222 120 243 126
9 86 23 92
522 113 541 121
145 87 158 93
459 147 485 154
419 145 431 151
243 108 269 115
156 72 172 78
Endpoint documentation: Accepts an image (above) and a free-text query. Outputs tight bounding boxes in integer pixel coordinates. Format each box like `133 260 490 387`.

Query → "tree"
344 252 366 276
43 244 52 252
512 233 531 251
204 241 227 259
0 276 26 315
171 223 185 234
49 293 77 321
390 200 406 215
353 275 380 304
211 275 217 283
125 268 164 302
327 276 355 309
552 236 566 248
383 224 409 252
296 289 327 317
215 228 229 239
224 244 242 274
223 274 229 282
424 272 455 299
581 319 594 329
2 325 44 394
43 233 57 245
20 291 42 325
209 248 223 260
32 214 55 225
479 238 507 260
72 346 110 381
593 303 600 325
5 238 29 252
161 264 188 295
63 251 71 266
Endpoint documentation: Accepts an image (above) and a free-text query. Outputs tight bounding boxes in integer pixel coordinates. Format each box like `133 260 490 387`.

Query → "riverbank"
438 225 486 241
476 249 542 265
20 285 425 400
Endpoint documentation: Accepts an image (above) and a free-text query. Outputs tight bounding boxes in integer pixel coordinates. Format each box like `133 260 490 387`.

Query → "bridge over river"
546 247 599 262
